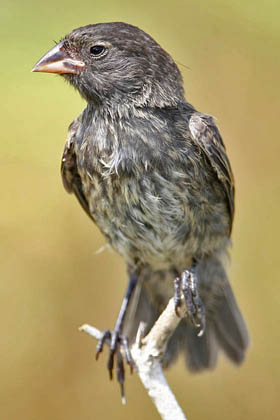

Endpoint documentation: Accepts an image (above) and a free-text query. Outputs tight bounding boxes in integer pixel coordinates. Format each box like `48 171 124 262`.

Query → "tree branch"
79 297 188 420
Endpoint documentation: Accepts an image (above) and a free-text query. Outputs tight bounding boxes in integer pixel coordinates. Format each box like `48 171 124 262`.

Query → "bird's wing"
189 112 235 232
61 116 93 220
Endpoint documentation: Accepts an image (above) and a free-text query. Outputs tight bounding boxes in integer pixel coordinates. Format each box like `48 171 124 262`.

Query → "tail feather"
125 253 249 372
183 321 218 371
213 281 249 364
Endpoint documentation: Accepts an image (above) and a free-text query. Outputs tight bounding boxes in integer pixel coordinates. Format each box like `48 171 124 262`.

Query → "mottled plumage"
33 22 248 374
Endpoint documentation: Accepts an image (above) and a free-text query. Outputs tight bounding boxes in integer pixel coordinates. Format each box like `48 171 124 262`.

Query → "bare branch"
79 297 188 420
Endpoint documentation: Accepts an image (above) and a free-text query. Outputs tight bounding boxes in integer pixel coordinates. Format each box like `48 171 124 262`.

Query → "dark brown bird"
32 22 249 395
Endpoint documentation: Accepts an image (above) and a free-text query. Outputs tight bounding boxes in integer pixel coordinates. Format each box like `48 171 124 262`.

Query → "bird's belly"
80 169 229 270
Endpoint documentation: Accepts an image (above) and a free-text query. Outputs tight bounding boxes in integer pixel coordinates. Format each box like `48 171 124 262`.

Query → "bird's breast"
76 139 230 269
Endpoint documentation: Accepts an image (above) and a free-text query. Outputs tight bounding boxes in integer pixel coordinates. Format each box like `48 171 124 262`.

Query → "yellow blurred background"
1 0 279 419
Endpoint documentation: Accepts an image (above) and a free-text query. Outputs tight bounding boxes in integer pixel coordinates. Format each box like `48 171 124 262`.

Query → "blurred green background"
1 0 279 419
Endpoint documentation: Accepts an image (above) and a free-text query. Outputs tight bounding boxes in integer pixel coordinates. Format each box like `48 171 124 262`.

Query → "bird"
32 22 249 396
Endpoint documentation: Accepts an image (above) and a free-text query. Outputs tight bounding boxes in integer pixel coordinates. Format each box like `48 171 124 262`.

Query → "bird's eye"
89 45 106 57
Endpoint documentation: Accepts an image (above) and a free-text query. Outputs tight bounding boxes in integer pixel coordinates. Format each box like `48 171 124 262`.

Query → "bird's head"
32 22 184 109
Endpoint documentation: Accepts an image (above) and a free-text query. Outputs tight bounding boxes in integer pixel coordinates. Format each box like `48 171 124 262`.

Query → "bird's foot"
96 329 133 402
174 265 206 336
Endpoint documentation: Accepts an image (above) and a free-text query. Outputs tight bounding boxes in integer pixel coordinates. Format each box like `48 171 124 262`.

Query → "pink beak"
31 41 85 74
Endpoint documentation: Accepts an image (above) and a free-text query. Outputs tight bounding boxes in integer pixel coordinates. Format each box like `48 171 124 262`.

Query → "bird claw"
174 265 206 336
95 329 134 399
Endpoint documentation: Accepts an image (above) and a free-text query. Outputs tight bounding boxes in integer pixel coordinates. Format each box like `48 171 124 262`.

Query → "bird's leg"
96 274 137 398
174 262 206 336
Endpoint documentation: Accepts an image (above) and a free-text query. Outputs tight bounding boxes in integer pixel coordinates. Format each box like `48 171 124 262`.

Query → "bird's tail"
125 254 249 371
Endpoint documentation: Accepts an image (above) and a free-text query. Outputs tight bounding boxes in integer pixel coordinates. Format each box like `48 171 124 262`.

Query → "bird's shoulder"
61 116 81 193
61 114 93 219
188 110 235 227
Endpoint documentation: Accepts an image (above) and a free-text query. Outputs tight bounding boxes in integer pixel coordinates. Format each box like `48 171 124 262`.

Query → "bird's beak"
31 41 85 74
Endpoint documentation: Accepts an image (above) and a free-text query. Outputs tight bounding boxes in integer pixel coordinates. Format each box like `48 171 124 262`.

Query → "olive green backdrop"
1 1 279 419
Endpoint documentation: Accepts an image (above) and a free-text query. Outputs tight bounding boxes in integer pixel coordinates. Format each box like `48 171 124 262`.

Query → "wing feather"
61 117 93 220
189 113 235 232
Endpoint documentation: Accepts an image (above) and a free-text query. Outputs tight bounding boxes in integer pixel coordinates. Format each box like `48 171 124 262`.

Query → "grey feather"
55 22 249 371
